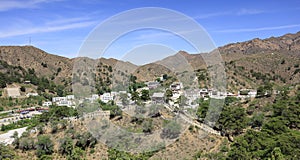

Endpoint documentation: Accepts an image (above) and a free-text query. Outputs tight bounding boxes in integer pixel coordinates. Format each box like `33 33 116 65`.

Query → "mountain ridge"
0 31 299 87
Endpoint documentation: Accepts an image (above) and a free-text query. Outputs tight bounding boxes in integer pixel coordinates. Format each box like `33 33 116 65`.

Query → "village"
0 74 262 129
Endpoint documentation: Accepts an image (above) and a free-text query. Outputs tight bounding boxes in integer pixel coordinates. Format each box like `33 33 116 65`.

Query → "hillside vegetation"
0 31 299 159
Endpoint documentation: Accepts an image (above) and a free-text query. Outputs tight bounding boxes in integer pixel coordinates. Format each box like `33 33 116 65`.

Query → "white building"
238 89 257 98
52 96 75 107
100 93 114 103
91 94 99 100
184 89 200 99
226 92 236 97
52 97 67 103
26 93 38 97
184 89 201 106
199 88 209 97
85 94 99 102
151 92 165 104
66 95 75 100
42 101 52 107
119 91 127 94
147 81 160 89
248 90 257 97
57 100 73 107
170 82 183 91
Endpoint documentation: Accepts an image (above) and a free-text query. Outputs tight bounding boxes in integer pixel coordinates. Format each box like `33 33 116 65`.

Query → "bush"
68 147 85 160
59 137 73 155
19 137 35 151
36 135 54 157
75 132 97 150
41 62 48 68
20 86 26 92
101 104 122 118
142 119 153 133
0 144 15 159
160 121 182 139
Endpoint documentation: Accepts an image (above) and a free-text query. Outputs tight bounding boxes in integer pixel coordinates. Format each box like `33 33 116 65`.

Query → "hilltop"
133 31 300 87
0 31 299 89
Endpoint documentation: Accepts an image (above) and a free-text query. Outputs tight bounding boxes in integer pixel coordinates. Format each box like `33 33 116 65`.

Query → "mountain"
0 46 137 85
0 32 300 160
0 31 299 91
133 32 300 88
219 31 300 55
0 46 72 83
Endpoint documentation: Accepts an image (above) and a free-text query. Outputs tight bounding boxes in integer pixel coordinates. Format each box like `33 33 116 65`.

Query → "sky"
0 0 300 64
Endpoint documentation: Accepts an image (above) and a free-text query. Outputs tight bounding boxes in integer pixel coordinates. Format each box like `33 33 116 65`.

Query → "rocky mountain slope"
0 31 299 90
133 31 300 86
219 31 300 55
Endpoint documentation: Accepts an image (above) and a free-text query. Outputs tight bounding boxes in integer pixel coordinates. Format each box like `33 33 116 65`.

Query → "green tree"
56 85 64 97
217 106 248 136
12 131 19 148
108 66 113 72
119 93 129 106
177 95 187 107
262 117 288 135
0 144 15 159
160 121 182 139
19 137 35 151
75 132 97 150
196 100 209 122
36 135 54 158
57 67 62 73
131 91 140 102
101 103 122 118
140 89 150 101
142 119 153 133
68 147 85 160
20 86 26 92
282 104 300 129
163 74 168 80
129 74 137 83
59 137 73 155
165 89 173 103
257 83 273 98
270 147 284 160
249 112 264 128
0 75 6 88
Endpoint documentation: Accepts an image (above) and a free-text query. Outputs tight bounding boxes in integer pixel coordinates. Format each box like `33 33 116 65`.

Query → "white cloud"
45 17 93 25
194 11 232 19
237 8 264 15
194 8 264 19
0 0 63 11
215 24 300 33
0 20 96 38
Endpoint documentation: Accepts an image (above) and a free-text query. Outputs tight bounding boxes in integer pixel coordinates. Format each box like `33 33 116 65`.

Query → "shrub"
36 135 54 158
160 121 182 139
59 137 73 155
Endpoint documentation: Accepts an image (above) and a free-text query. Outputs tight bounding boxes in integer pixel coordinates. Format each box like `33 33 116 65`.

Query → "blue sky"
0 0 300 64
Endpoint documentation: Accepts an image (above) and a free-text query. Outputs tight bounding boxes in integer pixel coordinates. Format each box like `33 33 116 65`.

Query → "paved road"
0 127 27 145
0 111 42 126
0 110 12 115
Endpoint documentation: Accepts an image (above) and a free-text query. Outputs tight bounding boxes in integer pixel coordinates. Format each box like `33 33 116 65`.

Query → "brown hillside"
0 31 300 89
